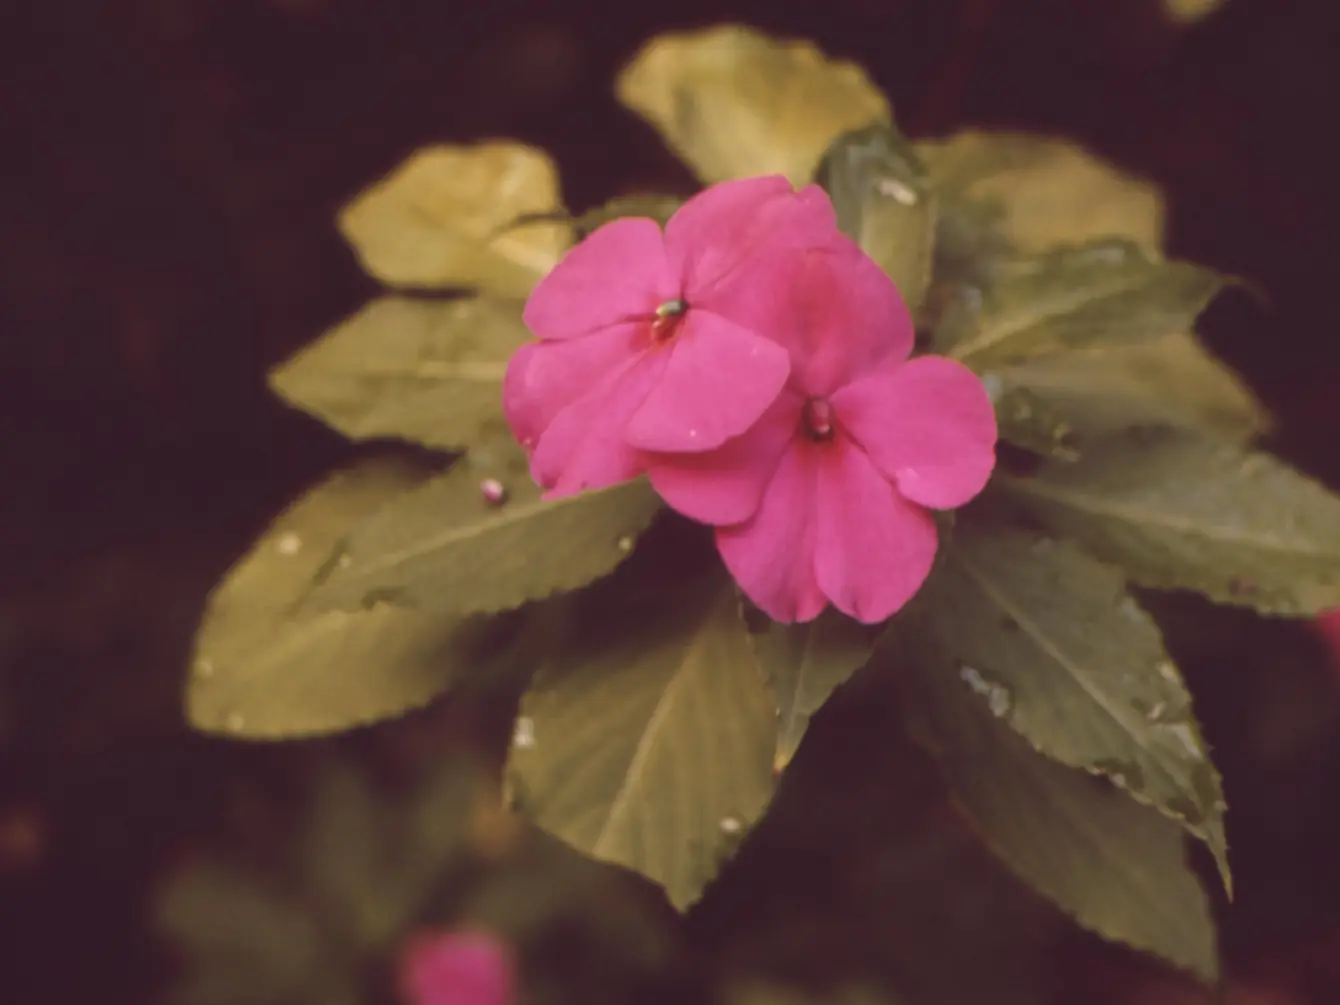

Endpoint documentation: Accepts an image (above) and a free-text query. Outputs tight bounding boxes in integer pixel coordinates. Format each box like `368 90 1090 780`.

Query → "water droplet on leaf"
276 532 302 556
876 176 918 205
959 665 1013 718
480 478 508 506
512 716 536 749
719 816 743 835
616 536 633 553
224 712 246 732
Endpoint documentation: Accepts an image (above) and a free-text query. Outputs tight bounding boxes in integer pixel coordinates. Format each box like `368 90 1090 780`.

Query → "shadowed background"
2 1 1339 1002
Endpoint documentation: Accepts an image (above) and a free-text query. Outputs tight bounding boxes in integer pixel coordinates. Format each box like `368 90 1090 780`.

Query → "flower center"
650 298 688 343
803 397 835 441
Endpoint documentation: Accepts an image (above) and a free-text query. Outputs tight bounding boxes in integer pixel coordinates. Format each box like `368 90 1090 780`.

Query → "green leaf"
818 123 936 318
508 576 776 909
998 427 1340 615
986 380 1080 460
917 132 1166 256
893 630 1219 982
935 240 1227 370
188 458 523 738
576 195 684 237
616 24 890 186
918 526 1228 892
745 608 877 772
337 142 571 298
987 330 1269 449
268 294 530 451
305 440 663 616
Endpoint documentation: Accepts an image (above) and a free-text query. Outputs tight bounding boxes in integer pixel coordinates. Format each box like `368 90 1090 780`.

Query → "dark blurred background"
3 1 1340 1002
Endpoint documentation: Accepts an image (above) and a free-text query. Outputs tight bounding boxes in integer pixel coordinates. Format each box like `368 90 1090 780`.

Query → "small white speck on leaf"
276 532 303 556
876 177 919 205
512 716 536 749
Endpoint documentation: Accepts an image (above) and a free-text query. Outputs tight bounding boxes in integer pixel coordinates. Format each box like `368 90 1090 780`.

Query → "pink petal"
832 356 997 510
813 439 939 623
716 441 827 623
530 349 668 495
398 930 514 1005
523 218 677 340
664 177 837 302
737 234 913 398
646 391 801 525
623 310 791 453
503 324 644 450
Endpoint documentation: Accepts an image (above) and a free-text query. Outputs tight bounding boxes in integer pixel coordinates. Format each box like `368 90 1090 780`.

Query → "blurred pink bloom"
1315 609 1340 672
648 236 997 624
398 930 514 1005
504 175 837 495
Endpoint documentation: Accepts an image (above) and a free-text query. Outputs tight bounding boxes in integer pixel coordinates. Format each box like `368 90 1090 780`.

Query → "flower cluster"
504 176 998 623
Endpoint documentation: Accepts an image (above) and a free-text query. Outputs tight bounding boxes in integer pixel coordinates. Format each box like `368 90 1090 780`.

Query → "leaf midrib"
949 269 1155 364
1001 474 1333 557
334 479 653 587
949 544 1185 796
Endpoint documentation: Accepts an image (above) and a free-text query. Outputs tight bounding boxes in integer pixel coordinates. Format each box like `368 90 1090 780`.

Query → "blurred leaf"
745 608 877 772
917 132 1165 255
1164 0 1227 25
576 195 684 237
917 526 1229 891
338 142 571 298
999 427 1340 616
616 24 889 186
509 576 776 909
157 758 508 1005
269 294 530 451
189 459 523 738
819 123 936 319
893 630 1219 982
306 440 662 616
935 240 1226 369
988 330 1269 449
157 857 355 1005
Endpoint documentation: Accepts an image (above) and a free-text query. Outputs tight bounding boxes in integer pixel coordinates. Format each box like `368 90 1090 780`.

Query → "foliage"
177 21 1340 1003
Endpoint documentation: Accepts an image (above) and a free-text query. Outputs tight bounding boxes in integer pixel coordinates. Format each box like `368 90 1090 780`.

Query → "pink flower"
504 175 838 495
397 930 514 1005
646 236 998 624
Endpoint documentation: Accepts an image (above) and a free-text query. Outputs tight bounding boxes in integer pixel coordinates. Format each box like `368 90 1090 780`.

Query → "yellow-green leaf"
818 123 936 319
616 25 889 186
998 428 1340 615
937 241 1226 369
920 527 1229 891
989 330 1269 449
917 132 1165 255
189 458 521 739
508 578 776 909
268 295 530 451
338 142 571 298
576 195 684 237
305 441 662 616
745 608 877 773
894 630 1219 981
